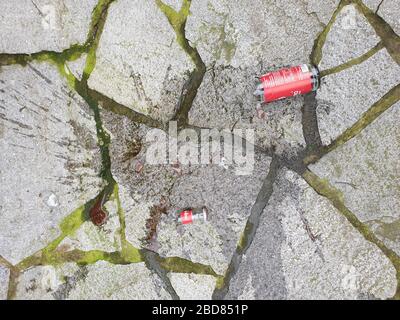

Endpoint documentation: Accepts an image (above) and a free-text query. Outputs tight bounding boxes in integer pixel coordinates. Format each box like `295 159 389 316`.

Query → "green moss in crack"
155 0 206 126
320 41 384 77
237 221 254 253
324 84 400 154
82 0 115 83
156 0 204 68
311 0 349 65
353 0 400 66
157 256 221 277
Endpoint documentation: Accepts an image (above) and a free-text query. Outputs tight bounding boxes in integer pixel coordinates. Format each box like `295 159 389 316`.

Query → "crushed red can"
254 64 320 103
177 207 208 225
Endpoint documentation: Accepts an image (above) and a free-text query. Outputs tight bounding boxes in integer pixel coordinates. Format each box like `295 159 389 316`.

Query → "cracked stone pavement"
0 0 399 300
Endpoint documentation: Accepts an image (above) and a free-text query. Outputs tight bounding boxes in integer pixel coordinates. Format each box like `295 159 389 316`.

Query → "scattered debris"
134 160 144 173
45 192 59 208
177 206 209 225
121 138 142 163
254 64 320 103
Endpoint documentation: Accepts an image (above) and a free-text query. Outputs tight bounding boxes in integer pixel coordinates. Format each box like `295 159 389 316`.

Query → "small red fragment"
180 209 193 225
135 161 144 173
89 196 108 226
177 207 208 225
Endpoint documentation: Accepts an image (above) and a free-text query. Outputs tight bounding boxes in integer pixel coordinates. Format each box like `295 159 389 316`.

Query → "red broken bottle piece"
89 195 108 226
254 64 320 103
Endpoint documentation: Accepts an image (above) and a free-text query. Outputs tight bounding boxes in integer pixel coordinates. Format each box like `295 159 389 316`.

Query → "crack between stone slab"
141 249 180 300
310 0 349 66
352 0 400 65
298 0 327 29
88 87 166 130
300 1 347 163
0 0 116 69
300 0 398 168
0 256 13 269
212 157 280 299
301 169 400 300
375 0 385 14
302 91 323 151
6 183 222 299
320 41 385 77
155 0 207 128
0 255 19 300
304 83 400 165
186 124 276 157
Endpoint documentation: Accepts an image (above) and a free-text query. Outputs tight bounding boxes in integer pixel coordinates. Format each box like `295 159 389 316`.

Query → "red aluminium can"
177 207 208 225
254 64 320 103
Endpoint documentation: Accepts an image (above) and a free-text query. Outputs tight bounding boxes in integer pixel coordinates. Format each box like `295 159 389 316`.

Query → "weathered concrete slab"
0 62 103 264
88 0 194 122
168 273 216 300
0 0 97 54
227 169 396 299
316 49 400 145
311 102 400 256
67 261 171 300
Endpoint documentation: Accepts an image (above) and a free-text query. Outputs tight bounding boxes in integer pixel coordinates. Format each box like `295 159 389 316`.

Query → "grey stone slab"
226 187 287 300
66 54 87 81
14 261 171 299
102 107 272 273
0 0 98 54
67 261 172 300
186 0 323 67
0 62 103 264
228 169 396 299
188 65 306 154
168 273 216 300
59 196 122 253
15 263 79 300
88 0 194 122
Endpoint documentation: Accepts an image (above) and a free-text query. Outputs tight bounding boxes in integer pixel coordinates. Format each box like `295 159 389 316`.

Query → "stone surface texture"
1 0 399 300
